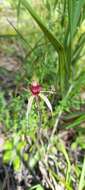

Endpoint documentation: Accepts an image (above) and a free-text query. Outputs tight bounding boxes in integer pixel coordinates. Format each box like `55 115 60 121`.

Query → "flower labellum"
30 81 42 96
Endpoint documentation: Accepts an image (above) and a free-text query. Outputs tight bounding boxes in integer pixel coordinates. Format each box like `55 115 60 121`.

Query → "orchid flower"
26 81 53 119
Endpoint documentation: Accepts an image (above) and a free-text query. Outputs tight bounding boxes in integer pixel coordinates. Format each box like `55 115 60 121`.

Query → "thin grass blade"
78 157 85 190
21 0 67 96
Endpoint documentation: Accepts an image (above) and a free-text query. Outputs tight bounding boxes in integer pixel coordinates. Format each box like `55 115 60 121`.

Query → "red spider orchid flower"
30 81 42 96
26 81 53 119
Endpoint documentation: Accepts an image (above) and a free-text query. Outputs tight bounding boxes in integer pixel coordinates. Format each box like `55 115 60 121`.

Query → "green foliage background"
0 0 85 190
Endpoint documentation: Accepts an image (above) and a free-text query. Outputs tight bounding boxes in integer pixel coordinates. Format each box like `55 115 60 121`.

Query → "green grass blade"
62 111 85 121
66 114 85 129
78 157 85 190
7 19 31 47
72 33 85 64
21 0 63 52
68 0 85 40
65 0 85 79
58 140 71 184
17 0 22 20
69 71 85 98
21 0 67 96
0 34 18 38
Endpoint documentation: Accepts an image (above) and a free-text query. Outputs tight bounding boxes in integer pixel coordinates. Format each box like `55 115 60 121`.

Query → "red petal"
30 84 42 95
